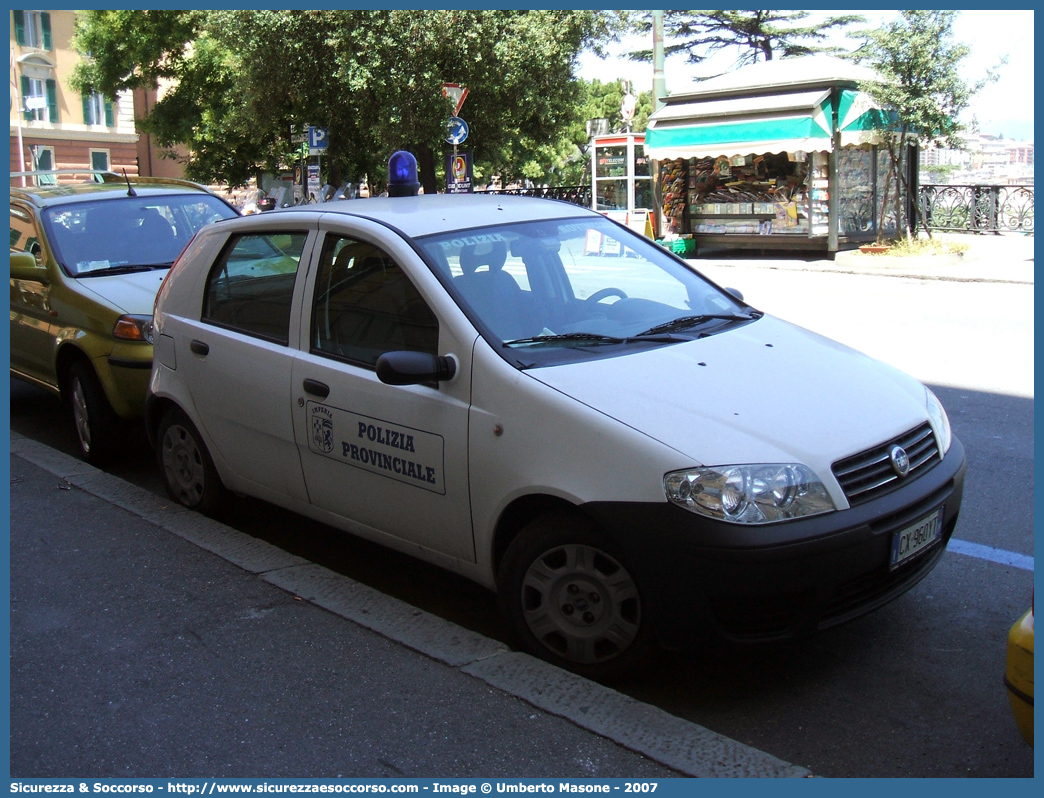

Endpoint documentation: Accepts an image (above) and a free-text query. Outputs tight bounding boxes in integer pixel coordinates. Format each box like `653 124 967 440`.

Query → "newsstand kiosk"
645 55 916 256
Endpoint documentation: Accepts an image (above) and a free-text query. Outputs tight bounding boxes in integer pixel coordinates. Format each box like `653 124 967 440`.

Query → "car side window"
311 234 438 368
202 232 307 345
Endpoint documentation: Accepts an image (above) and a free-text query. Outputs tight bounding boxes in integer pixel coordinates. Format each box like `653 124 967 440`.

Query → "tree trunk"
892 148 907 243
876 158 892 245
893 143 933 239
416 143 438 195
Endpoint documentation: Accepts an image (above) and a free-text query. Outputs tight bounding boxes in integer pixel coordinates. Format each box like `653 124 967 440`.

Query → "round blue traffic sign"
445 116 469 145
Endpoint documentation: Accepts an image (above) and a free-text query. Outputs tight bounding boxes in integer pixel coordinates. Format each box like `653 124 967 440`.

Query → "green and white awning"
837 88 896 147
646 87 895 160
646 90 833 160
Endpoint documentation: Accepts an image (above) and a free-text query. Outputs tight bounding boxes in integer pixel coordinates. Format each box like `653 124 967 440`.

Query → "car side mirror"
375 351 456 386
10 251 49 284
725 287 744 302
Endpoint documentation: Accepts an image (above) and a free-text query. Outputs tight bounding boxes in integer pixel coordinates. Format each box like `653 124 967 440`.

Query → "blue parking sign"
308 126 329 149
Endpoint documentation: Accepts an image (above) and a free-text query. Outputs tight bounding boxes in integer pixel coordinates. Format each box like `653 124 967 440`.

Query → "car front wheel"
157 407 224 515
67 360 118 465
498 511 651 680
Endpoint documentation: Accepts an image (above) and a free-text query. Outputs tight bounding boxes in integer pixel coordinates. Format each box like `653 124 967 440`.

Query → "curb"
10 432 812 779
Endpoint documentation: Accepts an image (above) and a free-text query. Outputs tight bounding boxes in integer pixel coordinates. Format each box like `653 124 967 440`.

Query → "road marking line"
948 538 1034 571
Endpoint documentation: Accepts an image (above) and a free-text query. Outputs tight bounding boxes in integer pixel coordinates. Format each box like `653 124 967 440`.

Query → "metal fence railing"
475 185 592 207
918 184 1034 234
477 183 1035 236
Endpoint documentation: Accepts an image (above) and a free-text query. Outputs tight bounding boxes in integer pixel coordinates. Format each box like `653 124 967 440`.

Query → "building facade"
919 134 1034 185
10 9 139 183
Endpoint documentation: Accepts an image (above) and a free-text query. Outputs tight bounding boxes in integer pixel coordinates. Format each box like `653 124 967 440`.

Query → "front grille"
820 532 948 626
832 422 940 506
712 512 955 642
711 592 810 640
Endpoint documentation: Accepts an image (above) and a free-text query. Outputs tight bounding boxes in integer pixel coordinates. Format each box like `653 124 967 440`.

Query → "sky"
576 10 1034 141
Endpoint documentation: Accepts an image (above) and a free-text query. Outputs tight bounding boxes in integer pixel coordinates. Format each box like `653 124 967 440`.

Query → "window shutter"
104 100 114 127
46 78 58 123
14 11 26 46
41 13 52 50
21 75 31 121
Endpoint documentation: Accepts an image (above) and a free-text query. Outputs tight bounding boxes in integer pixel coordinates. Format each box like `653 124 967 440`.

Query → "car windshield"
416 216 757 366
43 195 237 277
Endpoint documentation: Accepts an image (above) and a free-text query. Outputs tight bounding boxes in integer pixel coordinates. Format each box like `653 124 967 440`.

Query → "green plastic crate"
669 237 696 256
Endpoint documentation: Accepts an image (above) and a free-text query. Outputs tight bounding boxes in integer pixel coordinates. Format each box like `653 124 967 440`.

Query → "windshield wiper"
636 312 762 337
504 332 626 348
76 263 170 277
504 331 686 348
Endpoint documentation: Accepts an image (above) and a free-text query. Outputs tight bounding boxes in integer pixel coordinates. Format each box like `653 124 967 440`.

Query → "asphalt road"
8 264 1035 777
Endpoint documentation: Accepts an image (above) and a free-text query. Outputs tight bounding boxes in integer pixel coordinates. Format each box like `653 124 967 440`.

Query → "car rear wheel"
67 360 118 466
157 407 224 515
498 511 651 680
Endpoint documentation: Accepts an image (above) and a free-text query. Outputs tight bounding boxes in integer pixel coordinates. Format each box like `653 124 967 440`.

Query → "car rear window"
44 194 237 276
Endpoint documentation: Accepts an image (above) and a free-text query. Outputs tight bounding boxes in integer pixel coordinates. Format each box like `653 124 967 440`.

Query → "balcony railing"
918 184 1034 234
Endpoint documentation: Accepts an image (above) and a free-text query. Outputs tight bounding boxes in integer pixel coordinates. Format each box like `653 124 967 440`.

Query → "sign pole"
442 84 470 194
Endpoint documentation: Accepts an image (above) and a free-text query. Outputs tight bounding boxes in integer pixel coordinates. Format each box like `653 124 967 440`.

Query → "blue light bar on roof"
387 151 420 197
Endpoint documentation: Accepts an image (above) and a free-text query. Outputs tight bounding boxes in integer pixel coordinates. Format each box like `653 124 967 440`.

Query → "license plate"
890 509 943 569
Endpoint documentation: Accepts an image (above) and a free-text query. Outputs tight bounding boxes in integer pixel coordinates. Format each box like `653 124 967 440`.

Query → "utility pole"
650 10 667 239
652 10 666 112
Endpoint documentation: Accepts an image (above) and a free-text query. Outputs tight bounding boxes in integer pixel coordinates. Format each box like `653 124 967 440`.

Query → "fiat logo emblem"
889 445 911 477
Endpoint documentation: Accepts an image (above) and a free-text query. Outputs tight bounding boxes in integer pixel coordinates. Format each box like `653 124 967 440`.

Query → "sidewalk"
9 433 810 779
692 231 1034 285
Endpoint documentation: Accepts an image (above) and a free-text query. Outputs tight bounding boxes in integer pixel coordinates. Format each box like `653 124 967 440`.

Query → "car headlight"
925 388 952 455
113 314 155 344
664 464 835 524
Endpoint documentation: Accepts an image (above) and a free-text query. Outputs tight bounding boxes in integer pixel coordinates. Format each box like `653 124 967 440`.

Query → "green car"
10 172 239 464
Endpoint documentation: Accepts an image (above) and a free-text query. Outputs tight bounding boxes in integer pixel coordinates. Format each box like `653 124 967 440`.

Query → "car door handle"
190 340 210 356
303 378 330 399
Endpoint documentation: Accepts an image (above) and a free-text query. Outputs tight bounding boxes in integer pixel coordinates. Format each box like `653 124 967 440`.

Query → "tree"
72 10 623 192
920 163 960 185
539 79 654 187
582 79 653 134
851 10 996 241
629 10 864 73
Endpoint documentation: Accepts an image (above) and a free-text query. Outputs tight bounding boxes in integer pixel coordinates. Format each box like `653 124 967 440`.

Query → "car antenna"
122 169 137 197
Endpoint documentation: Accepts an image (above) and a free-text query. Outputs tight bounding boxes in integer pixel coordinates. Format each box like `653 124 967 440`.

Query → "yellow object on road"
1005 607 1034 746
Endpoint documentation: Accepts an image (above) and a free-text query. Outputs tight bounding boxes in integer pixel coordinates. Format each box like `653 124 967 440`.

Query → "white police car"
148 153 965 677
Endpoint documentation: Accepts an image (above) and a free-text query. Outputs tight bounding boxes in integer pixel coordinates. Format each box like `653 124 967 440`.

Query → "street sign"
445 116 469 145
308 164 321 198
308 126 329 150
291 125 307 144
445 152 473 194
441 83 469 116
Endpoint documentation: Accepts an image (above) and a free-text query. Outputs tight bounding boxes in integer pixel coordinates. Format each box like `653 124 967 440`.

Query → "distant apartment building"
920 145 969 168
1007 143 1033 168
10 9 187 185
920 133 1034 185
